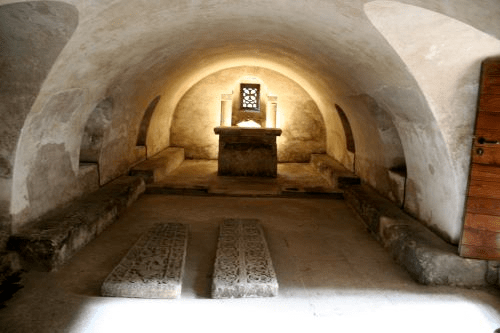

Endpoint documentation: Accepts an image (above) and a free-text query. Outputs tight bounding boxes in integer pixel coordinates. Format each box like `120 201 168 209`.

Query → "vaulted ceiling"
1 0 499 243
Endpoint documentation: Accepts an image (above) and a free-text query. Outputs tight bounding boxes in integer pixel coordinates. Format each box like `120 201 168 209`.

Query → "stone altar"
214 127 282 177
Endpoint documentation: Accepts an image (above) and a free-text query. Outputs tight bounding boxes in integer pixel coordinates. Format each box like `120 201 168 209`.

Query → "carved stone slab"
101 223 188 299
212 219 278 298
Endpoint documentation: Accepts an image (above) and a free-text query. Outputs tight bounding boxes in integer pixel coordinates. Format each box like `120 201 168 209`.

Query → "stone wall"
0 1 78 252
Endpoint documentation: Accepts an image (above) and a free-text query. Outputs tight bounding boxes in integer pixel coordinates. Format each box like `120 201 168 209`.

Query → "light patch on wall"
237 120 261 128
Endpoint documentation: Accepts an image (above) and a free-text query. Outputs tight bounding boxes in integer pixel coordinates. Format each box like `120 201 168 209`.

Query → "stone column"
266 95 278 128
220 94 233 127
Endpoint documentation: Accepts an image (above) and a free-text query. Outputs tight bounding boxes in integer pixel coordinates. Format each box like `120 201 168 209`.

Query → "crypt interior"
1 0 500 332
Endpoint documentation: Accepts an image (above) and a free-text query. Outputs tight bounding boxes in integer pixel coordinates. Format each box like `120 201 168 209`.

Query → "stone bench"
101 223 188 299
212 219 278 298
344 184 492 287
8 176 145 272
130 147 184 183
310 154 360 188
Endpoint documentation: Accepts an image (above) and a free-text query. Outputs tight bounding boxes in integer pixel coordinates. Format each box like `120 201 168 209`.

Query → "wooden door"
460 58 500 259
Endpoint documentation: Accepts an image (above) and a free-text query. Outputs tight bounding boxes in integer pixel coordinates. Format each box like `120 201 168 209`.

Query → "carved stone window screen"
240 84 260 112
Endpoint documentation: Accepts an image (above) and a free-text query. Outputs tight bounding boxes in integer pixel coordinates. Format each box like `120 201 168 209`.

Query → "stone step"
130 147 184 183
101 223 188 299
310 154 360 188
344 185 490 287
209 177 281 196
212 219 278 298
8 176 145 272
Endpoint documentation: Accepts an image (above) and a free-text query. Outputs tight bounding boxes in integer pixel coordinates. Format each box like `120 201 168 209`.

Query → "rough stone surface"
0 251 21 287
344 185 489 287
212 219 278 298
101 223 188 299
130 147 184 183
215 127 281 177
310 154 360 188
7 176 145 272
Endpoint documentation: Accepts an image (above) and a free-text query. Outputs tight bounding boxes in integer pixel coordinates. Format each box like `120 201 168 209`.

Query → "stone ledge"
130 147 184 183
0 251 22 285
310 154 360 188
345 185 489 288
8 176 145 272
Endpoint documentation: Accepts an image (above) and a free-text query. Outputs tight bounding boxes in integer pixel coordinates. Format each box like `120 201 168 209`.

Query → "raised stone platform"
344 184 493 287
214 127 282 177
8 176 145 272
310 154 360 188
101 223 188 299
130 147 184 183
212 219 278 298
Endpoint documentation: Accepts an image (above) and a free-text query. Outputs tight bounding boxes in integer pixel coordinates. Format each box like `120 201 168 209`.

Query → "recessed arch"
80 98 113 164
334 104 355 154
169 66 327 162
136 95 161 147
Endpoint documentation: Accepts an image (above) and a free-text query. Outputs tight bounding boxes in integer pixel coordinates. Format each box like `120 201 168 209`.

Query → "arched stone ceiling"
365 1 500 241
5 0 500 243
366 0 500 182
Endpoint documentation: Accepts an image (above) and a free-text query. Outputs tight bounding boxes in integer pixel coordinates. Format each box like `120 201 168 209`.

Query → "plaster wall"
0 1 78 234
365 1 500 241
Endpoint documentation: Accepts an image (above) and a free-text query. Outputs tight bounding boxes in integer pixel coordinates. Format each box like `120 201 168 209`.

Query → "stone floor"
149 160 340 195
1 195 500 332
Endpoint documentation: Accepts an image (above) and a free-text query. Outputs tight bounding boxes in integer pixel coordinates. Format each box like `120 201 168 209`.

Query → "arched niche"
334 104 355 153
136 96 161 147
169 66 326 162
80 98 113 163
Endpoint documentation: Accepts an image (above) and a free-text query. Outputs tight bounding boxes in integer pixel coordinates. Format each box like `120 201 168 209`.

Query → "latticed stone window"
240 84 260 111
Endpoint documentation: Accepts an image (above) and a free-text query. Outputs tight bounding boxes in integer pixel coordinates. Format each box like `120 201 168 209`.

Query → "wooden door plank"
479 95 500 112
471 146 500 165
480 60 500 95
459 244 500 260
468 179 500 199
470 163 500 181
461 227 500 248
475 111 500 128
466 196 500 216
461 58 500 259
473 128 500 140
482 84 500 95
482 60 500 79
464 213 500 232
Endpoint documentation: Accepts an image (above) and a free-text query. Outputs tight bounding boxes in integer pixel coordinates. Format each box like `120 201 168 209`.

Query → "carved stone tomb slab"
212 219 278 298
101 223 188 299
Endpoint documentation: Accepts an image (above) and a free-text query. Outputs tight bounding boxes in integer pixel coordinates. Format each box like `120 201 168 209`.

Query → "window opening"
240 84 260 112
